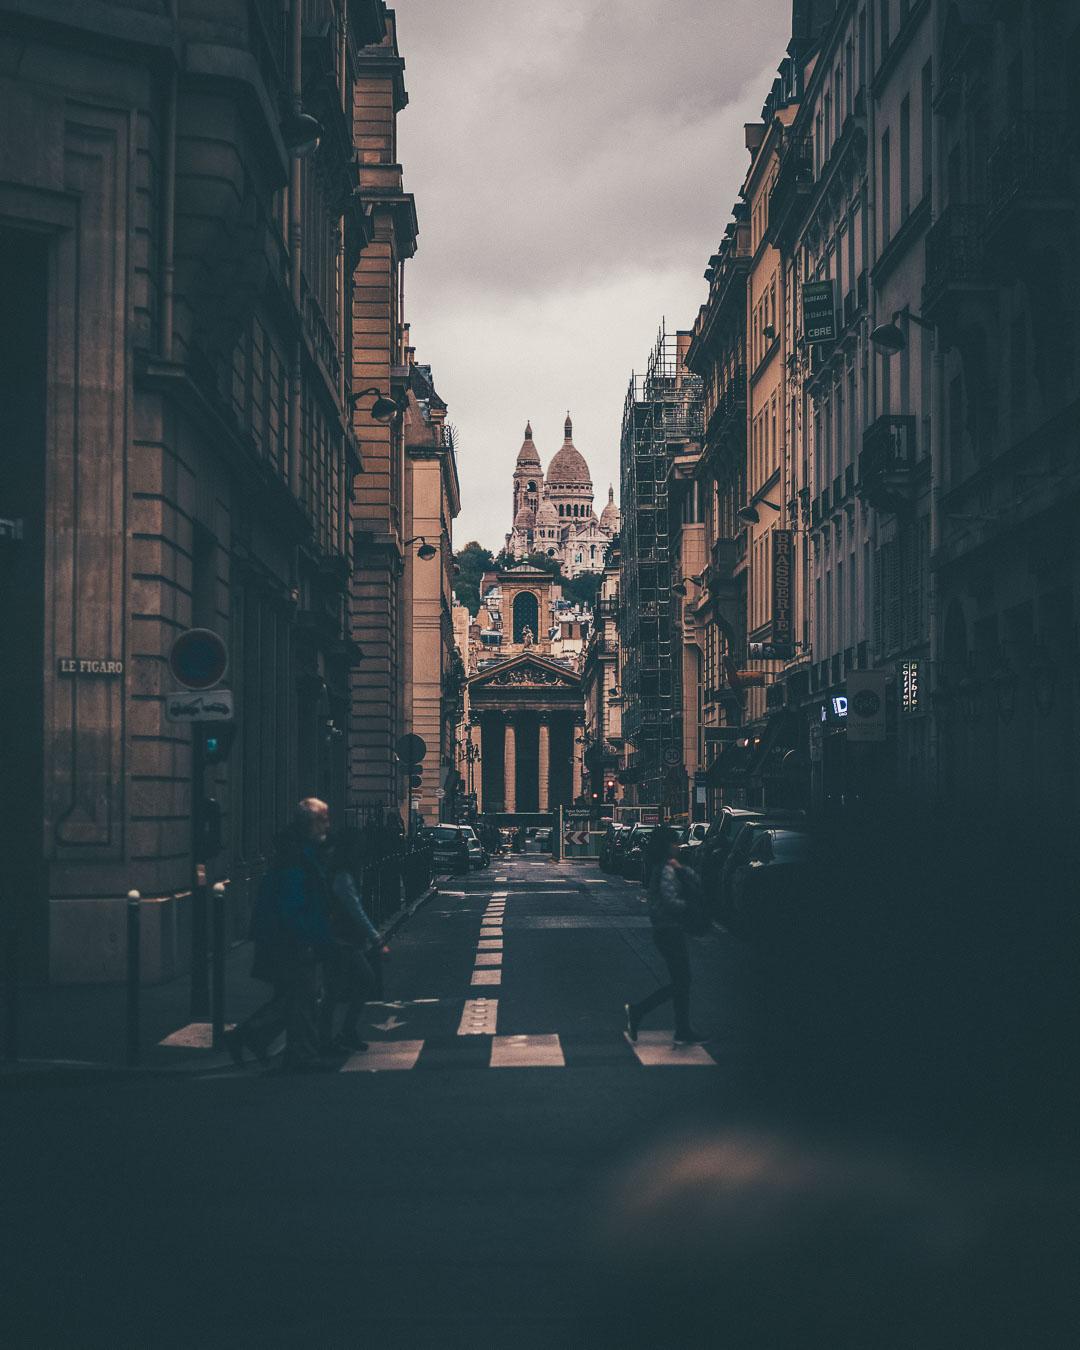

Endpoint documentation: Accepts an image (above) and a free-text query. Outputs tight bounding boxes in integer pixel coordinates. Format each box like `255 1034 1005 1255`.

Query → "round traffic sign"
168 628 229 690
396 733 427 765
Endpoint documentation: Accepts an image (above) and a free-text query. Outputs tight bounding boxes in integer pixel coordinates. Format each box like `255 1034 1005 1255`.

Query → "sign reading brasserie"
58 657 124 676
802 279 836 343
771 528 795 656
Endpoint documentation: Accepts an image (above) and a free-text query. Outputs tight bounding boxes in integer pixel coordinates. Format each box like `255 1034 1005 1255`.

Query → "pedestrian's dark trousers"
631 926 693 1037
319 945 377 1045
238 984 289 1055
284 953 321 1067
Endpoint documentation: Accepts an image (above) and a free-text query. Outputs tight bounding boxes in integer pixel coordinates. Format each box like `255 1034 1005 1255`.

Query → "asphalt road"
1 855 754 1349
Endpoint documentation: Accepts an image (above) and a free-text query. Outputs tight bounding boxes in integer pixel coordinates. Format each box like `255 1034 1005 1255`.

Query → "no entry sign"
168 628 229 690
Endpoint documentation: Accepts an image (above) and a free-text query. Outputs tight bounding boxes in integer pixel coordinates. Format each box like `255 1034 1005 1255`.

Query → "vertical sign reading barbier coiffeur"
802 279 836 343
771 528 795 656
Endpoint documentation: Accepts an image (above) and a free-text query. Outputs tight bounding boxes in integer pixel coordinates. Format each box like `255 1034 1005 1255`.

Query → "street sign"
435 788 446 799
168 629 228 690
165 690 234 722
846 671 887 742
771 529 794 649
803 279 836 343
662 746 681 767
396 733 428 763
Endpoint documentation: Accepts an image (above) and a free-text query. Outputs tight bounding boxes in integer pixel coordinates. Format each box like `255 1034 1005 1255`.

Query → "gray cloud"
394 1 792 547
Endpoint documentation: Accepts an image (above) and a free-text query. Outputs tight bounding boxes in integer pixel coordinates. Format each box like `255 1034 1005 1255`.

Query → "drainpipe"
159 0 178 360
288 0 303 500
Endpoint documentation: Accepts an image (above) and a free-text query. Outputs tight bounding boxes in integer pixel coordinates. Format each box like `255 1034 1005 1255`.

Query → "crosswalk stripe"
341 1040 424 1072
457 998 498 1035
474 952 501 967
626 1031 716 1067
159 1022 235 1048
471 969 501 986
477 939 503 949
490 1034 564 1068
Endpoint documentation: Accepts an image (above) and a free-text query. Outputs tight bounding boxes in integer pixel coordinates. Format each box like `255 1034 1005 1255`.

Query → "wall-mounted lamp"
870 307 936 355
671 569 708 598
404 536 438 561
349 385 403 423
737 499 781 525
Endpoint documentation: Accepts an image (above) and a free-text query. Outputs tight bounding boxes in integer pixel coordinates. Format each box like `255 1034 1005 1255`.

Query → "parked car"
599 822 631 871
677 821 709 864
619 824 656 882
459 825 490 870
698 807 804 897
426 824 471 875
726 828 816 939
534 827 552 851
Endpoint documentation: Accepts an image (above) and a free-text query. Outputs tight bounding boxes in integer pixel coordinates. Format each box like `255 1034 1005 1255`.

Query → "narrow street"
1 857 751 1349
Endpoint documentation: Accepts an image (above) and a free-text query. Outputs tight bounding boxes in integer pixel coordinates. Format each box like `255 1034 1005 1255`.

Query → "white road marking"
490 1034 564 1068
159 1022 235 1048
457 998 499 1035
342 1040 424 1072
370 1014 406 1032
477 939 503 950
440 891 467 898
627 1031 716 1067
471 969 501 986
474 952 502 966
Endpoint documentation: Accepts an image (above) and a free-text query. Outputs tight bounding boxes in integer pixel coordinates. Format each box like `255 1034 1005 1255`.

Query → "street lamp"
870 307 936 354
737 499 781 525
404 536 438 561
349 385 403 423
671 570 707 598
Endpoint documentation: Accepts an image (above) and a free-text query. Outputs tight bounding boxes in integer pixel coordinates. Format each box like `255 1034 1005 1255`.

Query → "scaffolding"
618 324 703 808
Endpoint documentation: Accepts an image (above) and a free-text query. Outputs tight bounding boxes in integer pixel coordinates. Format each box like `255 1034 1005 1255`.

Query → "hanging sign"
803 279 836 343
846 671 887 742
771 528 795 654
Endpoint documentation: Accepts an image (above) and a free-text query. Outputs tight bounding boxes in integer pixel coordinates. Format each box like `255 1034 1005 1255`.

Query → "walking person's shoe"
623 1003 640 1044
673 1029 707 1047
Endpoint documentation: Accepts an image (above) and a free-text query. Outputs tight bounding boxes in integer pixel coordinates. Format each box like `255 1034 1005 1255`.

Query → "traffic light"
202 723 237 764
605 778 617 802
396 733 428 796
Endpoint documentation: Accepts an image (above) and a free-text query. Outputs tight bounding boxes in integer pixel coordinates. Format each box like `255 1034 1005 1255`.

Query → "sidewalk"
1 880 440 1078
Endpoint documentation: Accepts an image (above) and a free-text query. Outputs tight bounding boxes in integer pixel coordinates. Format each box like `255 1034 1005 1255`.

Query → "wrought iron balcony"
923 205 992 320
859 415 919 513
768 137 815 248
987 113 1074 232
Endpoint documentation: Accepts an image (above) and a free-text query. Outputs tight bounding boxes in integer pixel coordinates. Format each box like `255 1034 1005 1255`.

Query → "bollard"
211 881 226 1050
126 891 141 1066
190 863 209 1018
3 916 19 1064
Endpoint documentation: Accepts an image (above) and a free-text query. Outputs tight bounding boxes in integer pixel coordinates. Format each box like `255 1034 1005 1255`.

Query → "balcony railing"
923 205 990 313
987 113 1072 225
768 136 815 248
859 414 918 513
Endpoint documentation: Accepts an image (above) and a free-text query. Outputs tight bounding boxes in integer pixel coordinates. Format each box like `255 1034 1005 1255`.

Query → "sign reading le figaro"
58 657 124 676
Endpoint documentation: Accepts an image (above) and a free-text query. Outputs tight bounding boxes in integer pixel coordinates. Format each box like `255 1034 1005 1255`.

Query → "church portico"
469 655 584 820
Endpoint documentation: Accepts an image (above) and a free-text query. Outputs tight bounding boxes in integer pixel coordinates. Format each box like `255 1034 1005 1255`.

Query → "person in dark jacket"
624 825 706 1047
319 828 390 1052
225 798 337 1071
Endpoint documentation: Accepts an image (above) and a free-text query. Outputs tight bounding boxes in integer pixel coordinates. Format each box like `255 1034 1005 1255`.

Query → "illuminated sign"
901 660 921 714
831 695 848 718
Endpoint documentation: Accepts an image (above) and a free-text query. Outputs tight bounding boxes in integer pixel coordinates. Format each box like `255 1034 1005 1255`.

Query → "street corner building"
0 0 429 982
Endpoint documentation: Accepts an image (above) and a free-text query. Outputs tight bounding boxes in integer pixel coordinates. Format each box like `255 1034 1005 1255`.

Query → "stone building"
0 0 403 981
506 414 619 575
402 360 460 826
581 539 624 808
348 11 418 820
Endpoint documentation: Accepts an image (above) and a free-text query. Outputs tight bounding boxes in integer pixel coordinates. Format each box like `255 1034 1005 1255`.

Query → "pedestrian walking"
318 828 391 1053
224 798 337 1072
624 825 707 1047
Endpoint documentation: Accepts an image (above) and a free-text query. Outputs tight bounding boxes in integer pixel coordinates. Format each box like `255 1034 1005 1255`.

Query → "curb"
1 883 443 1083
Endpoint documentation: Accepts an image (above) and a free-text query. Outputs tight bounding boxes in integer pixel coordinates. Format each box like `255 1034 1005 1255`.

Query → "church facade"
506 414 619 577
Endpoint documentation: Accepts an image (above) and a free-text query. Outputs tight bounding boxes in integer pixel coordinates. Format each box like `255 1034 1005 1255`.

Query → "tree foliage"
452 541 494 615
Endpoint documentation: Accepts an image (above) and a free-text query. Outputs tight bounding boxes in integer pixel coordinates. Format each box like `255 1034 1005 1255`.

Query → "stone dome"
514 502 536 528
535 496 559 527
516 420 541 467
546 412 591 486
600 485 619 531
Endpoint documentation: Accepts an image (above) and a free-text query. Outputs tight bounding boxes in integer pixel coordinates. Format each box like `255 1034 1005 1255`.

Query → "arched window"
512 591 539 643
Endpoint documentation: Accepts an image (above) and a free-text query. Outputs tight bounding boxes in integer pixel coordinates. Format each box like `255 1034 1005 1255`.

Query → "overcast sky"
396 1 792 551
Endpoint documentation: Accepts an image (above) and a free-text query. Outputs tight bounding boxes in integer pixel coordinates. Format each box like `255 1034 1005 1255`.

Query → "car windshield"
671 827 688 843
430 827 460 843
460 828 477 841
768 831 812 862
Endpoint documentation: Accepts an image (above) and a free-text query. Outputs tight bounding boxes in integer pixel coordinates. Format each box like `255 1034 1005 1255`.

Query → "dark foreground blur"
582 808 1080 1348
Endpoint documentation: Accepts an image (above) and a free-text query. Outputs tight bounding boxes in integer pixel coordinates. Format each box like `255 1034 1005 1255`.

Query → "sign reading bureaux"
802 279 836 343
771 528 795 656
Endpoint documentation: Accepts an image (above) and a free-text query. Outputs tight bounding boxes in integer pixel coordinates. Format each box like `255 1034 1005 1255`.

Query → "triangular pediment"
469 653 580 690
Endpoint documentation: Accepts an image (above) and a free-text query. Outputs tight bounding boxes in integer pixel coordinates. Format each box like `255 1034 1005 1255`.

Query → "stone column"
538 717 550 813
503 718 517 814
571 720 583 803
473 721 483 814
